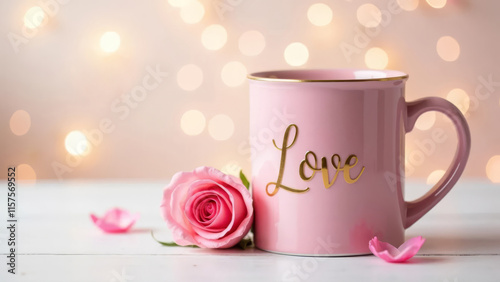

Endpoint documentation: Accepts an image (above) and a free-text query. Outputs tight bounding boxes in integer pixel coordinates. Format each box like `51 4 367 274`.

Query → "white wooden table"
1 180 499 282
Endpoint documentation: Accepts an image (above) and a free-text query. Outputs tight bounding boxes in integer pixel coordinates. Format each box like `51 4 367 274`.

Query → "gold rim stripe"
247 72 409 83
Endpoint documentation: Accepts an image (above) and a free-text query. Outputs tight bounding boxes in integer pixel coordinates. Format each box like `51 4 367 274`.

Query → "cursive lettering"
266 124 310 196
266 124 366 196
299 152 365 189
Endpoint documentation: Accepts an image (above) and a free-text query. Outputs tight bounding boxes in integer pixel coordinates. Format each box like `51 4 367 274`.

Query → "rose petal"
90 208 139 233
161 171 199 245
394 236 426 261
193 168 253 248
190 178 251 248
194 168 251 232
195 195 228 230
369 236 425 263
187 191 231 233
185 180 236 240
194 214 253 248
195 197 217 224
186 183 231 229
219 185 247 234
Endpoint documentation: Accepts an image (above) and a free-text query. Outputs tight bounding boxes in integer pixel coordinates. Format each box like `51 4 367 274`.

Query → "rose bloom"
161 166 253 248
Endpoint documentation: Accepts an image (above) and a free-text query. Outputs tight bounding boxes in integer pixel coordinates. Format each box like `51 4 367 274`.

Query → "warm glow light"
180 1 205 24
486 155 500 183
24 6 46 29
177 64 203 91
65 131 90 156
17 164 37 185
447 88 470 114
415 112 436 131
10 110 31 136
307 3 333 26
238 30 266 56
357 3 382 28
208 114 234 141
221 61 247 87
284 42 309 66
426 0 447 9
427 170 445 185
221 161 242 177
436 36 460 62
100 31 121 53
397 0 419 11
181 110 206 136
364 47 389 69
201 24 227 50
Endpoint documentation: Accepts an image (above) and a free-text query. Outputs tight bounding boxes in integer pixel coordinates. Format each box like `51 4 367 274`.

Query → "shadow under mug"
248 69 471 256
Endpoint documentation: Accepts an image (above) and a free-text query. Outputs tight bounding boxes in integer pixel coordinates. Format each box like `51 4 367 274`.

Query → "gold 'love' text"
266 124 365 196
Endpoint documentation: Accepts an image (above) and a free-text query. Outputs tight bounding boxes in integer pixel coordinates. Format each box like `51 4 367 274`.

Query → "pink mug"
248 69 470 256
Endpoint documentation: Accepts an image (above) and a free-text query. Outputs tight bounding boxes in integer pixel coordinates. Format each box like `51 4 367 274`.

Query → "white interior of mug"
248 69 408 82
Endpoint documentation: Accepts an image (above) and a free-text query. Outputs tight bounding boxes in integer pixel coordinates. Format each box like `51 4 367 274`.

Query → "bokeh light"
10 110 31 136
181 110 206 136
17 164 37 185
180 1 205 24
65 131 90 156
208 114 234 141
221 61 247 87
307 3 333 26
356 3 382 28
414 112 436 131
177 64 203 91
201 24 227 50
24 6 46 29
397 0 419 11
284 42 309 66
221 161 242 177
427 170 445 185
446 88 470 114
364 47 389 69
486 155 500 183
436 36 460 62
238 30 266 56
426 0 447 9
100 31 121 53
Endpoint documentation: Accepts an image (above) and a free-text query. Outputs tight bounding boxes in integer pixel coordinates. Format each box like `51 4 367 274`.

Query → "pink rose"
161 166 253 248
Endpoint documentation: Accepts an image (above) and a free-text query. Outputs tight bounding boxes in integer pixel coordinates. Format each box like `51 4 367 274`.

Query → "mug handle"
404 97 471 228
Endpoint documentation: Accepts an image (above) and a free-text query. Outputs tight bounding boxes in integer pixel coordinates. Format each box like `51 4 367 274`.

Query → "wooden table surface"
1 180 499 282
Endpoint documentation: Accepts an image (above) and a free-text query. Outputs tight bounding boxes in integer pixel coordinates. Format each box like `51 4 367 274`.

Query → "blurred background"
1 0 499 184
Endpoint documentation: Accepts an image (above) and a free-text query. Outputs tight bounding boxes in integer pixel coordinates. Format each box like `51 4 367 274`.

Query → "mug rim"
248 69 409 82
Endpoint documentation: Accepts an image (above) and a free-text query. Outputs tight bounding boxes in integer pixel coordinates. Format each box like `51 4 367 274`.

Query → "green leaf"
239 170 250 190
151 231 198 248
237 237 254 250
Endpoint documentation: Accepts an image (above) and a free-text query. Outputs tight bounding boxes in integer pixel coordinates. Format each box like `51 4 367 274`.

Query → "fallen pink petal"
369 236 426 263
91 208 139 233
